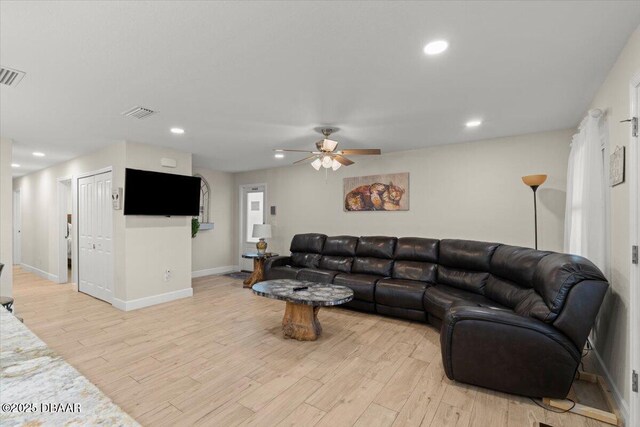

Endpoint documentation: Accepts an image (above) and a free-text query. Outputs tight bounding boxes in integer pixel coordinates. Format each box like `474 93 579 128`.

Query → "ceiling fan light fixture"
331 159 342 171
322 139 338 152
311 158 322 170
321 155 333 169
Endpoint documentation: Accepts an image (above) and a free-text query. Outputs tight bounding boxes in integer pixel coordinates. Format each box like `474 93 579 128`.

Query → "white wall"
0 138 13 296
122 142 193 302
234 129 572 259
191 167 236 276
588 25 640 417
13 142 126 296
12 141 194 308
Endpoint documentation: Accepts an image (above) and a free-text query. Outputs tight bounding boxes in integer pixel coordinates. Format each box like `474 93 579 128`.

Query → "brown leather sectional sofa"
264 233 609 399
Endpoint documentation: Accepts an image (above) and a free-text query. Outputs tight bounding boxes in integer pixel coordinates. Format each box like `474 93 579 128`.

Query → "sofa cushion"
437 239 499 294
437 267 489 294
265 265 302 280
323 235 358 256
296 268 339 284
290 233 327 253
319 256 353 273
533 253 607 316
423 284 509 320
439 239 499 271
376 278 430 310
334 273 383 302
490 245 551 287
356 236 397 259
353 257 394 277
376 305 426 322
392 237 438 282
392 261 437 282
291 253 322 269
394 237 439 262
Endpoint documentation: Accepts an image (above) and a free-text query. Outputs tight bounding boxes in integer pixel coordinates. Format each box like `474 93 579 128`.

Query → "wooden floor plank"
8 267 611 427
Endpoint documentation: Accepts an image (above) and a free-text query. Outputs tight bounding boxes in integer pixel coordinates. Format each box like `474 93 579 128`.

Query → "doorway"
13 190 21 264
629 72 640 427
239 184 266 271
77 169 113 303
57 178 73 283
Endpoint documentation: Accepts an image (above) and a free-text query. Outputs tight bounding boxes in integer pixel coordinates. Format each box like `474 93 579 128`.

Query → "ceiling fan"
274 128 381 171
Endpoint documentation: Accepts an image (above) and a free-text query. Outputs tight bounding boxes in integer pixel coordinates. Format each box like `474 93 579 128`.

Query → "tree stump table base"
251 279 354 342
282 302 322 341
243 258 265 288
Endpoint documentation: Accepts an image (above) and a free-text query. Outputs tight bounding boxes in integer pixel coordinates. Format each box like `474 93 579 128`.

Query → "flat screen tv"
124 168 201 216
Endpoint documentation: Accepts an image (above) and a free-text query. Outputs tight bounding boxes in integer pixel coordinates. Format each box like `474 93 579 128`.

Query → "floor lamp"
522 174 547 250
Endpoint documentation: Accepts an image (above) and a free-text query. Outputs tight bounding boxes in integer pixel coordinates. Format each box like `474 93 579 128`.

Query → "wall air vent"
0 66 26 87
121 106 157 119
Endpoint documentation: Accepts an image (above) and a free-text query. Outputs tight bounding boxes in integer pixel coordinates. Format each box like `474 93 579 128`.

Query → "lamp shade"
522 174 547 187
252 224 272 239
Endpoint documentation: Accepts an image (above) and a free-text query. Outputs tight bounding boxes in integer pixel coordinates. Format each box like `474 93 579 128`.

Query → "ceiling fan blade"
337 149 381 155
334 155 355 166
274 149 316 153
293 155 318 164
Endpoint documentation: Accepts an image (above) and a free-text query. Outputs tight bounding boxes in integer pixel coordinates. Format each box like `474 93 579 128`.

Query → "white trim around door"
13 189 21 264
57 176 73 284
238 183 267 271
629 70 640 427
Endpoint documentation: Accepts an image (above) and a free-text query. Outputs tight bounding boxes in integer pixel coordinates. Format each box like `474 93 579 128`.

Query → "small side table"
0 296 14 313
241 253 279 288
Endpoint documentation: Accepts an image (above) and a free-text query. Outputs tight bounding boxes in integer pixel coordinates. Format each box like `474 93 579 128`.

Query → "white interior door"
240 184 265 271
13 190 21 264
78 171 113 303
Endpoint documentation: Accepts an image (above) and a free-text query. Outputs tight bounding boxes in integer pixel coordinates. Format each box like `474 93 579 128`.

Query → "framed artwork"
344 172 409 211
610 146 625 187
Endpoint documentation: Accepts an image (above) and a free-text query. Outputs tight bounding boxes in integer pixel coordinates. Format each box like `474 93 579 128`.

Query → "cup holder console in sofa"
264 233 608 399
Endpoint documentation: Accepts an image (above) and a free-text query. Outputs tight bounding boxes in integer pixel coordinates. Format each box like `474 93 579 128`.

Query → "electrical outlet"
164 270 172 282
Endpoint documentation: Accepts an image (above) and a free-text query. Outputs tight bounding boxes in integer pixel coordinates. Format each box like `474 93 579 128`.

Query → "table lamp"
521 174 547 250
252 224 272 254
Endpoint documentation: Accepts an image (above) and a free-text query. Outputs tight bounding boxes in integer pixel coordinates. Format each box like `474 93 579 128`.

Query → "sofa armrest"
441 303 581 398
264 256 292 271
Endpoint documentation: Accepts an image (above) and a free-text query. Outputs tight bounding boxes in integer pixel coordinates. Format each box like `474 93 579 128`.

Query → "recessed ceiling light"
32 151 45 157
465 120 482 128
274 153 285 159
170 128 185 134
11 163 20 168
423 40 449 55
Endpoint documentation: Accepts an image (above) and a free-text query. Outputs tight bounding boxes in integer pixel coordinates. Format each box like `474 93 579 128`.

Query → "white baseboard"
20 263 58 282
191 265 239 278
112 287 193 311
589 339 629 424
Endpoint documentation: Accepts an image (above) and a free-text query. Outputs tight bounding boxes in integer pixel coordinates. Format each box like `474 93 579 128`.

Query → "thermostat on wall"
112 187 123 210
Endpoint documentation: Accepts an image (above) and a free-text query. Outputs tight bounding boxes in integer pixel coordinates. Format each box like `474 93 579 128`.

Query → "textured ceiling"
1 1 639 175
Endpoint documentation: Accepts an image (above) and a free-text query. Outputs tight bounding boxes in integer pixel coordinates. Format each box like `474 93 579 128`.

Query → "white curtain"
564 108 607 273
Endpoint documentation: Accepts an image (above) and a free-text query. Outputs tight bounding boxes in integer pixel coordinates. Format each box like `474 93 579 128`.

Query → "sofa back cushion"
352 236 396 276
289 233 326 268
532 253 606 321
353 257 394 276
392 237 439 282
437 239 499 294
356 236 396 258
486 245 551 309
319 235 358 272
290 233 326 253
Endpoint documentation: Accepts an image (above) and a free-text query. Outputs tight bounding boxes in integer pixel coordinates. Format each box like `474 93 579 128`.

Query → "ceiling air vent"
121 106 157 119
0 66 26 87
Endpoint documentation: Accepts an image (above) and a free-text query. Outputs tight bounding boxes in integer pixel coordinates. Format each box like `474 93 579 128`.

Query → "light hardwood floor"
11 267 610 427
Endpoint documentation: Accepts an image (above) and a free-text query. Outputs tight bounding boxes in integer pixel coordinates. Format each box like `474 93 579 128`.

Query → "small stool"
0 296 14 313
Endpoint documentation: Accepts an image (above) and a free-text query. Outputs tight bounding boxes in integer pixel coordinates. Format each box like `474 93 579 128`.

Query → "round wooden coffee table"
252 279 354 341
